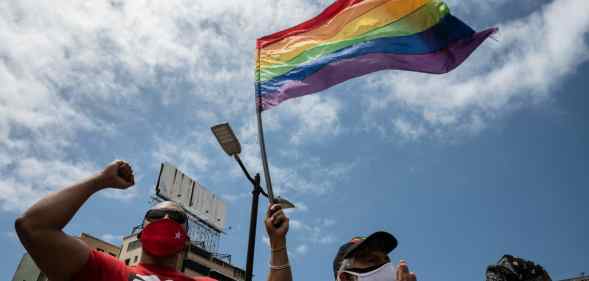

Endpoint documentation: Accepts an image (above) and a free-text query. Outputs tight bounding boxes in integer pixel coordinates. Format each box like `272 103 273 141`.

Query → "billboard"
156 163 226 231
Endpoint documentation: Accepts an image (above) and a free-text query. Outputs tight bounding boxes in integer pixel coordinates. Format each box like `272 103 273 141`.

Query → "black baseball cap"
332 231 398 279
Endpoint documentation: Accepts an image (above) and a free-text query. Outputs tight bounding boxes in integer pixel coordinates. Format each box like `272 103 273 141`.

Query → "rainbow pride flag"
255 0 497 111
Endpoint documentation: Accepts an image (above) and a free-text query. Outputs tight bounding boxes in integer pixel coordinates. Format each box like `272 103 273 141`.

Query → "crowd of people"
14 161 548 281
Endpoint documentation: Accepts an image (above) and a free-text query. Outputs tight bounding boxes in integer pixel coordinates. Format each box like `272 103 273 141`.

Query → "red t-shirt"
74 250 216 281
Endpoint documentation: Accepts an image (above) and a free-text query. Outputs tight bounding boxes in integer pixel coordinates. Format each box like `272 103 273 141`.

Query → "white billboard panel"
200 188 213 221
191 181 202 208
180 175 193 206
156 163 226 231
157 164 175 199
211 196 226 228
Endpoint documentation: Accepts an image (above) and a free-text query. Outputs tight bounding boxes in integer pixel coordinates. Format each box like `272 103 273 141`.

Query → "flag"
255 0 497 110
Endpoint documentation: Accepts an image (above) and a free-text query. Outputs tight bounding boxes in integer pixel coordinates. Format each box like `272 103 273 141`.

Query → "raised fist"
265 204 289 241
98 160 135 189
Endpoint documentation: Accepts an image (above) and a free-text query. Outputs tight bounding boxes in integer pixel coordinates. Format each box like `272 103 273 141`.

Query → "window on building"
96 248 104 252
210 270 234 281
127 239 141 251
134 256 138 263
125 259 130 265
183 260 211 276
234 269 245 279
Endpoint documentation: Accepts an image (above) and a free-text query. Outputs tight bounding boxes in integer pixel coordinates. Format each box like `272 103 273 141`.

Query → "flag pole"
256 45 275 203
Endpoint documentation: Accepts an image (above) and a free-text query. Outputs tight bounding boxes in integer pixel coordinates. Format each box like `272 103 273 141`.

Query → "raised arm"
264 204 292 281
14 160 134 281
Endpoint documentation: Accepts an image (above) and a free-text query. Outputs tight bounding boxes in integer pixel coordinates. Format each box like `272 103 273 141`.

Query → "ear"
182 241 191 259
137 221 145 239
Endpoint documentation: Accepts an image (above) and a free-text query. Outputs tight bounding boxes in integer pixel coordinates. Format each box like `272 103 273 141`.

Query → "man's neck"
140 253 181 270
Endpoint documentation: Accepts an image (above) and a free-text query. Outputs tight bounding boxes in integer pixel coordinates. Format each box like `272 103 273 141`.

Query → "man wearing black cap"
262 203 417 281
333 231 417 281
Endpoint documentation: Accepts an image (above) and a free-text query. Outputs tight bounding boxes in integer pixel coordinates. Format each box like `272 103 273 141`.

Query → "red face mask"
139 219 189 257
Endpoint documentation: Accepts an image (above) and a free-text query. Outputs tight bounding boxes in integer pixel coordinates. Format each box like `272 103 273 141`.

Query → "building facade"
11 253 43 281
80 232 121 258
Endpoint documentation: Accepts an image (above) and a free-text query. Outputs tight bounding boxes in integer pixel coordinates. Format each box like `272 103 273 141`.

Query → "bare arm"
14 160 134 281
265 204 292 281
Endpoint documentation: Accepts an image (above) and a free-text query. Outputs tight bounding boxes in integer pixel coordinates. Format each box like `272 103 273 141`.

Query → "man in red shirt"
15 160 216 281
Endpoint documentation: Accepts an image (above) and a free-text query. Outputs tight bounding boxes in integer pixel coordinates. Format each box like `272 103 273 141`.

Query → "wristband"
271 247 287 253
270 263 291 271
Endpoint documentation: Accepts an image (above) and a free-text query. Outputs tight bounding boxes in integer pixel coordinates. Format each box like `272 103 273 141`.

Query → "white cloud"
100 187 140 202
319 218 336 228
153 135 212 174
221 192 250 203
392 118 427 141
2 0 580 221
226 112 354 199
289 219 304 231
365 0 589 139
15 158 95 188
1 0 329 177
289 218 337 245
288 216 337 258
4 231 18 240
295 244 308 255
0 158 98 211
275 95 342 145
262 235 270 247
284 201 309 215
446 0 536 17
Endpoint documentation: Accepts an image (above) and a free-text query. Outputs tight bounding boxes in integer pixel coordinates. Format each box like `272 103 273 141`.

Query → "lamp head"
211 123 241 156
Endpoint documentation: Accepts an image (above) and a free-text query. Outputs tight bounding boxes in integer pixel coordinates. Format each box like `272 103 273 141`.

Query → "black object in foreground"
486 255 552 281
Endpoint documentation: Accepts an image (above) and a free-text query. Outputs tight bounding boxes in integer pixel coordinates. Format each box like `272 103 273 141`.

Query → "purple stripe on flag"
259 28 497 111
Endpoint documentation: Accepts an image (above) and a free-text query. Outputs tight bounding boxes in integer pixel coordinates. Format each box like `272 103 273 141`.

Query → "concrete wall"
80 233 120 258
11 254 43 281
120 233 143 266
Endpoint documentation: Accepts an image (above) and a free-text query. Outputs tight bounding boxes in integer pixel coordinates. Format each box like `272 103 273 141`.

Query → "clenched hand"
97 160 135 189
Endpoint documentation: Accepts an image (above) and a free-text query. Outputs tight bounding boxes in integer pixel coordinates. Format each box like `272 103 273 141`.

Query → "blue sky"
1 0 588 281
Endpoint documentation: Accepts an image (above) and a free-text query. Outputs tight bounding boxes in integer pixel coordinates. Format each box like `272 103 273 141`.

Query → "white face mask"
340 262 395 281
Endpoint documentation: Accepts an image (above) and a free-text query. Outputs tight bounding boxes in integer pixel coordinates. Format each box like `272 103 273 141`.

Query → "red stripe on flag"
257 0 357 49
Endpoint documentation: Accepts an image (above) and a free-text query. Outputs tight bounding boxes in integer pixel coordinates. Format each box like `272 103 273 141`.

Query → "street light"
211 123 241 156
211 122 294 281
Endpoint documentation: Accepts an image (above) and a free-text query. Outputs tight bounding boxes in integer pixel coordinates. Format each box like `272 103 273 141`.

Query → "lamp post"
211 123 294 281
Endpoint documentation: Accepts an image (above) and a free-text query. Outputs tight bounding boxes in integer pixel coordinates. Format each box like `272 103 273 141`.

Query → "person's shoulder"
92 250 127 267
72 249 128 281
92 250 130 274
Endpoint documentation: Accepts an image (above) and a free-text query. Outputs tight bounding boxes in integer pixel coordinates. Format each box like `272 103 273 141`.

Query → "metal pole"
256 45 275 203
256 109 275 202
235 155 255 182
234 155 263 281
245 173 261 281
